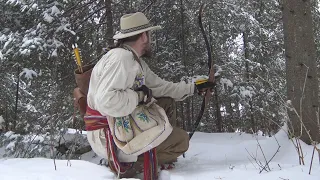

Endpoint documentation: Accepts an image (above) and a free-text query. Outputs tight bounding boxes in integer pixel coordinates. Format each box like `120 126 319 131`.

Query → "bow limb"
189 3 215 139
198 3 213 73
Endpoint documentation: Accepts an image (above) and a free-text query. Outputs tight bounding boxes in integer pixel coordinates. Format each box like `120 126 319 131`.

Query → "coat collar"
123 44 140 59
122 44 143 69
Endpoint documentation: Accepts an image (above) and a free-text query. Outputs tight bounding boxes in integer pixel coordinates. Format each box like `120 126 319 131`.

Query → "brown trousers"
120 98 189 178
138 97 189 164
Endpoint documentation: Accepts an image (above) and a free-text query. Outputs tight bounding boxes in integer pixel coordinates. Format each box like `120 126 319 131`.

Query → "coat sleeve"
142 60 195 101
90 50 140 117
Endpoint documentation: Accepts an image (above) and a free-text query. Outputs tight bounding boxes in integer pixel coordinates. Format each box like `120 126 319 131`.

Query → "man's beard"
141 43 153 58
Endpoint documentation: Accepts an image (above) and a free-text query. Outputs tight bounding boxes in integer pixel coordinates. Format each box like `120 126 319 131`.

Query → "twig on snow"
246 134 281 174
259 136 281 174
214 177 225 180
246 148 264 170
295 138 305 165
252 130 270 171
279 177 289 180
309 145 316 175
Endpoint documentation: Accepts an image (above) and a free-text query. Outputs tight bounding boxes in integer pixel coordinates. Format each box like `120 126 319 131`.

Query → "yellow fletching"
73 46 83 73
73 48 82 67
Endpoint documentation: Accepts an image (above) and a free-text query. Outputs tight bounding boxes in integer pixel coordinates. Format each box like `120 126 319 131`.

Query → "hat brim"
113 25 161 40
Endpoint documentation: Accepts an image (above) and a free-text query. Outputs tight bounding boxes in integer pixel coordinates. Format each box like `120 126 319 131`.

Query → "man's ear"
141 32 148 43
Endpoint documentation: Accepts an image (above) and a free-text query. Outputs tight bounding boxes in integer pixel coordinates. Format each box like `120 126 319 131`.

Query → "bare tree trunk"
214 88 222 132
209 23 222 132
13 66 20 131
283 0 320 144
180 0 186 69
180 0 192 131
186 99 192 131
123 0 130 13
180 0 188 76
104 0 114 47
4 95 9 132
191 67 194 125
225 100 234 132
5 104 9 131
243 30 256 133
96 27 103 55
180 102 185 130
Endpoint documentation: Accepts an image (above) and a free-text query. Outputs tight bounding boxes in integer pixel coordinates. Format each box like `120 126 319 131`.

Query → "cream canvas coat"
86 45 194 162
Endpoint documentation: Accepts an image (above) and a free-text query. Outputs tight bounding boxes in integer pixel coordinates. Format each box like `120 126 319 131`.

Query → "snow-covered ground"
1 129 319 180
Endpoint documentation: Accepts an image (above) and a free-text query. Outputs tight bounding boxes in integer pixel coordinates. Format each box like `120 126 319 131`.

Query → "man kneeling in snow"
85 12 215 178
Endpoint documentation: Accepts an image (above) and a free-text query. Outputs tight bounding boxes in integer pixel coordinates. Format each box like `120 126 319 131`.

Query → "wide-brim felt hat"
113 12 161 40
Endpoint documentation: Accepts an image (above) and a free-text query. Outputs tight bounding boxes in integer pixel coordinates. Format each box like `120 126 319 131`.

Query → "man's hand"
195 80 216 96
137 85 153 104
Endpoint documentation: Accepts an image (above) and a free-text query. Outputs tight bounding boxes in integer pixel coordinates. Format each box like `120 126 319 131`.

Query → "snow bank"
0 158 118 180
0 129 319 180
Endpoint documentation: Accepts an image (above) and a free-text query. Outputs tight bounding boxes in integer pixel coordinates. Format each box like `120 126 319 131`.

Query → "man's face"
141 31 153 58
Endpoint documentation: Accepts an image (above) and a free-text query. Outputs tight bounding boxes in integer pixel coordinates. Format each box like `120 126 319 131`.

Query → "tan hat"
113 12 161 40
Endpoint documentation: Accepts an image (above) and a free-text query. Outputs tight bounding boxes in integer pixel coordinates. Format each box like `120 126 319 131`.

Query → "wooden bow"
189 3 215 139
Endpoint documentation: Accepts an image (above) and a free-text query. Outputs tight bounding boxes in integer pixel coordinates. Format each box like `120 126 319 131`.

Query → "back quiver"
73 64 95 117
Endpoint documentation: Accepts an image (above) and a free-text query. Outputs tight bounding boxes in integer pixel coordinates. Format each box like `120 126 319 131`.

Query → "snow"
51 48 58 57
32 3 38 9
169 130 320 180
0 158 115 180
20 68 38 79
20 49 30 55
220 78 234 88
0 129 319 180
51 6 61 16
67 128 87 135
0 34 6 42
21 5 29 12
5 141 16 151
0 116 4 124
25 104 38 112
239 86 254 98
0 50 4 60
6 0 21 5
3 35 13 50
53 39 64 48
4 131 15 138
0 116 4 130
287 100 292 105
44 13 54 23
56 23 76 35
23 135 45 144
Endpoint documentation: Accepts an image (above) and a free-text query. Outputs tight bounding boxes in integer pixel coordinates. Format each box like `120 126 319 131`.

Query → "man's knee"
155 127 189 164
179 128 189 152
171 127 189 153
